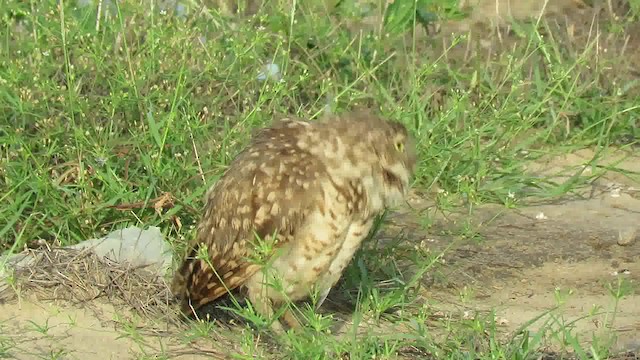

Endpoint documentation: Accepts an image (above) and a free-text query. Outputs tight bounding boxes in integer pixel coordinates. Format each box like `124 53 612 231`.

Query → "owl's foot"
265 310 301 340
268 318 287 335
281 308 302 330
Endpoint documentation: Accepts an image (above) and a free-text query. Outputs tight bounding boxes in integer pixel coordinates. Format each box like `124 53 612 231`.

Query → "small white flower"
535 212 548 220
507 191 515 199
257 62 281 81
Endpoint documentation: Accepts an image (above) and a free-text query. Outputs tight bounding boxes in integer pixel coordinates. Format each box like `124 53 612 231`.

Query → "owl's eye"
395 141 404 152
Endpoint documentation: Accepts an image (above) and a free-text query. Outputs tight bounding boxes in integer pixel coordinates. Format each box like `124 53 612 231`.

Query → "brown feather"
171 110 417 333
172 118 327 315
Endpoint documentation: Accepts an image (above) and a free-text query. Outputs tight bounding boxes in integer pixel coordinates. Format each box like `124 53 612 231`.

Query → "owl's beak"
382 168 409 196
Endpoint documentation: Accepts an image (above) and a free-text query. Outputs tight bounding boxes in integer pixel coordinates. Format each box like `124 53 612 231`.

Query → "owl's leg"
281 308 301 329
245 292 302 334
248 291 287 334
244 274 287 335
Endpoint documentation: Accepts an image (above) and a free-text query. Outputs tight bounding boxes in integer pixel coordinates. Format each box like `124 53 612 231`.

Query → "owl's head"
335 109 418 206
370 116 417 205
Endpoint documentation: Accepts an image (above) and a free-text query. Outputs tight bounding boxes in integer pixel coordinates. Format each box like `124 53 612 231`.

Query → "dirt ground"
2 1 640 359
392 146 640 355
2 148 638 359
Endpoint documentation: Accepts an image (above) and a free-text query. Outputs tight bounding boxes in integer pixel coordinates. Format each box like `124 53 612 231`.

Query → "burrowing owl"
171 109 417 333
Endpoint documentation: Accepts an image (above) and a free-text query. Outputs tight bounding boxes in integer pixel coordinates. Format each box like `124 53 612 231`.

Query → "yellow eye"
395 141 404 152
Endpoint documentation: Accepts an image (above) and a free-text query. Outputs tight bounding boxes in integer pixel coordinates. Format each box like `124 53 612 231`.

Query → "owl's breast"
259 179 355 302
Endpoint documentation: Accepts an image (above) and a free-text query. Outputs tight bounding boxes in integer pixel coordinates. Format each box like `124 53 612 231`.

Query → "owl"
171 109 417 334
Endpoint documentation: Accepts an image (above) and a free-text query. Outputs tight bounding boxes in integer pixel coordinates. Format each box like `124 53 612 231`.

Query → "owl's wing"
172 120 323 315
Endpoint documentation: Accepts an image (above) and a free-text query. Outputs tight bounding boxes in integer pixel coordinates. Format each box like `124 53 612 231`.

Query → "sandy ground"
2 147 638 359
1 1 639 359
393 147 640 354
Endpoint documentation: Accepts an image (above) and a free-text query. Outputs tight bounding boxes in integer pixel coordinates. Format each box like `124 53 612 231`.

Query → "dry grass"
1 247 176 321
1 0 639 358
0 247 259 359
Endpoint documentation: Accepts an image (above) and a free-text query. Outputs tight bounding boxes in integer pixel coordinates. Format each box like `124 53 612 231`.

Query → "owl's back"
171 117 332 313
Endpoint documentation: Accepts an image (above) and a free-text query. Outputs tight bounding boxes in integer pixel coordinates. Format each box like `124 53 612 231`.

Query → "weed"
1 0 638 358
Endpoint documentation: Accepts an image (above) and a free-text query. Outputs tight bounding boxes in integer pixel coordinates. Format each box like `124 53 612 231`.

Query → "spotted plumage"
171 109 417 333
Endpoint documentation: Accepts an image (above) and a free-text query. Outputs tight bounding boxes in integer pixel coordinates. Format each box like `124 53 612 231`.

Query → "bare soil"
2 1 640 359
1 152 638 358
391 146 640 355
2 152 637 359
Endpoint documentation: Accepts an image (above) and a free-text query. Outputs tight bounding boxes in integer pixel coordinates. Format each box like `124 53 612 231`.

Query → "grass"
1 0 639 359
